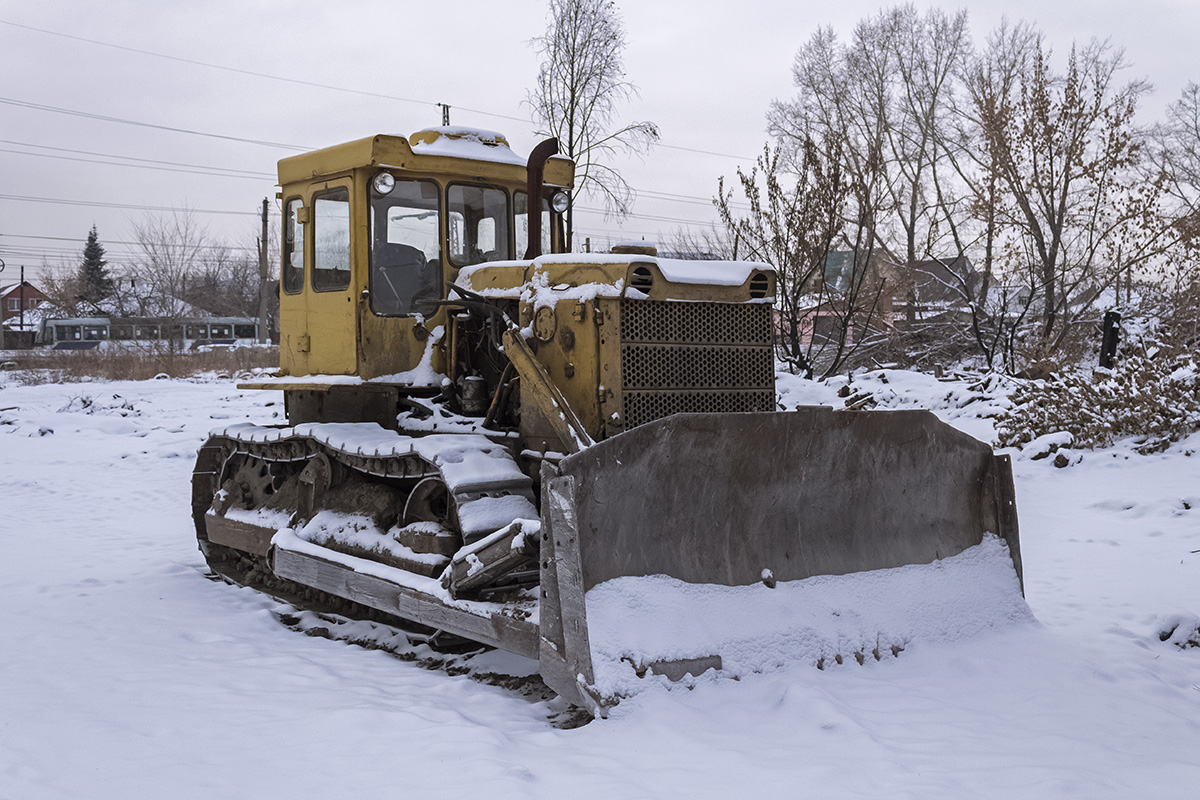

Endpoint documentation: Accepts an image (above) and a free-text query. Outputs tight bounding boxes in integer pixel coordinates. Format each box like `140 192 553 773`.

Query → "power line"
0 19 525 126
1 139 738 211
1 232 259 253
0 146 276 181
656 142 756 160
0 191 723 231
0 96 307 151
0 17 754 161
573 204 719 226
0 139 273 177
0 193 263 216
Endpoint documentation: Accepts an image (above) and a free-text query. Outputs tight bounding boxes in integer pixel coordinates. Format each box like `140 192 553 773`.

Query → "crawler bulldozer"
192 127 1022 717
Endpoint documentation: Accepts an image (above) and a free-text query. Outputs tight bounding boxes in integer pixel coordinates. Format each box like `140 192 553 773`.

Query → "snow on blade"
585 534 1034 698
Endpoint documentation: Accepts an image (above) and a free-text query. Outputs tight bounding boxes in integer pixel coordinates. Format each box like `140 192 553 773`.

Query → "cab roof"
277 127 575 189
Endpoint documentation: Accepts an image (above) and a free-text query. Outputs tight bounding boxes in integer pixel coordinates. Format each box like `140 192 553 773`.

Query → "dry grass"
1 346 277 384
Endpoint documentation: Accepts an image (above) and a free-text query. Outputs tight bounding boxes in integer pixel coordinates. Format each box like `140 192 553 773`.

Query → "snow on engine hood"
455 255 771 298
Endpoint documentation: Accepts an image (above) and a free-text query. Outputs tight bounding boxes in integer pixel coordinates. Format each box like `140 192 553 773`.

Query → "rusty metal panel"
271 544 540 659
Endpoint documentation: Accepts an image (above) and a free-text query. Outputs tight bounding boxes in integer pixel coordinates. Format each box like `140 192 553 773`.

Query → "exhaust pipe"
524 138 559 259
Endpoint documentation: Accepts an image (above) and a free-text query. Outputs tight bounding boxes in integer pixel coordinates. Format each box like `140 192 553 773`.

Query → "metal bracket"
537 463 607 718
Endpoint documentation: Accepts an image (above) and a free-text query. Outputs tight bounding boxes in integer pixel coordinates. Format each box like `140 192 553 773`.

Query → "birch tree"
529 0 658 249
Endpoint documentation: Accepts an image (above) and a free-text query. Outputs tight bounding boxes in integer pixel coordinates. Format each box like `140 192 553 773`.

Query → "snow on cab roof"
407 127 528 167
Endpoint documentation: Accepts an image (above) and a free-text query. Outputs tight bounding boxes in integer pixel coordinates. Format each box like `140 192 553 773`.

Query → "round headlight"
549 190 570 214
372 171 396 195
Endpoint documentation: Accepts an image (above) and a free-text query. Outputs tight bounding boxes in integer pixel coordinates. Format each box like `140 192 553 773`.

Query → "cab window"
448 184 510 267
313 189 351 292
283 198 305 294
514 191 551 258
370 178 441 316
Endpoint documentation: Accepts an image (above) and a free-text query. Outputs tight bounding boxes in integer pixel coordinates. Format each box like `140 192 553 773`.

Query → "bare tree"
1155 82 1200 242
663 224 735 261
37 262 88 317
181 246 260 317
529 0 659 249
717 137 886 378
771 6 972 286
1149 82 1200 345
925 19 1041 371
972 38 1171 356
125 210 211 353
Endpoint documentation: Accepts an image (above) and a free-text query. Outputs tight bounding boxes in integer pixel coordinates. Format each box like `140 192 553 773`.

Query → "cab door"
357 177 444 381
303 180 358 376
279 195 309 376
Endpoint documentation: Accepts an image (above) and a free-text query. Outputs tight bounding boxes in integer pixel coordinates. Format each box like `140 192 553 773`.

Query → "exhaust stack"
524 138 559 259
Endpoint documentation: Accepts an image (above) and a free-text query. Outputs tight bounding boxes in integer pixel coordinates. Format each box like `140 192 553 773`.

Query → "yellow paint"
275 130 574 382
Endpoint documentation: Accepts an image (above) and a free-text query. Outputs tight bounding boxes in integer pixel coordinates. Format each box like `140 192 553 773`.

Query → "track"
190 420 594 724
191 421 543 650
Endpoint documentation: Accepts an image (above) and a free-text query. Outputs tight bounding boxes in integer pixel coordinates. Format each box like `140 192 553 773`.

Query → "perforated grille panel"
622 344 774 389
623 389 774 428
621 299 773 344
619 300 775 429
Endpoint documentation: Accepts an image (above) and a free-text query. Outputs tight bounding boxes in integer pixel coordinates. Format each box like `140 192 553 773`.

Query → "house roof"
1 281 44 298
909 256 977 302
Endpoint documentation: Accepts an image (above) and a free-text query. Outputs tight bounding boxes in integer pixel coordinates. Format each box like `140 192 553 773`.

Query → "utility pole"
19 265 25 342
438 103 451 126
257 198 269 344
0 257 6 351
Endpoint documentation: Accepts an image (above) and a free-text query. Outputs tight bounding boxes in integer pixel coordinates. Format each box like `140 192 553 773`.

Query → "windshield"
448 184 510 266
369 178 441 316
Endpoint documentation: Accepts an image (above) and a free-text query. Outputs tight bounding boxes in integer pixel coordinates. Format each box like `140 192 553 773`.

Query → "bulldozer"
192 127 1023 717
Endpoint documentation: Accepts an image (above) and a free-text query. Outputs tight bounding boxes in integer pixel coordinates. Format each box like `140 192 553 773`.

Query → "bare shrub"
995 347 1200 453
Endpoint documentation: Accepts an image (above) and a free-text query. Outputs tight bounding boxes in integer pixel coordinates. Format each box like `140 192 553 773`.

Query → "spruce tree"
79 225 115 303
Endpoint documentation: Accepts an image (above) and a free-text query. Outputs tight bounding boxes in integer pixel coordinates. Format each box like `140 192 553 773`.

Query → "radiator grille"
619 300 775 429
621 299 773 344
621 343 774 389
623 389 775 427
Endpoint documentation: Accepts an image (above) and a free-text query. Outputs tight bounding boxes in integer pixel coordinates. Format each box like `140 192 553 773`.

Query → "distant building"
892 256 980 328
1 280 47 323
1 280 49 348
781 251 894 350
775 252 988 352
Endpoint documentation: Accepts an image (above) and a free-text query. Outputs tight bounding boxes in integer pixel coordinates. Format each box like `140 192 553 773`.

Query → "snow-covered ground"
1 370 1197 798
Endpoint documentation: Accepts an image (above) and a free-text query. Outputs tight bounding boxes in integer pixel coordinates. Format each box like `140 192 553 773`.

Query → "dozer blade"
560 407 1020 588
535 407 1024 713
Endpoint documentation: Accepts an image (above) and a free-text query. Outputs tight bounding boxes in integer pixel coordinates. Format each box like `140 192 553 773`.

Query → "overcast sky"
2 0 1198 285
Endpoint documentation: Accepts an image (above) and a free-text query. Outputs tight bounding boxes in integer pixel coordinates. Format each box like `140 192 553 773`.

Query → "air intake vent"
749 272 771 299
618 300 775 429
630 265 655 293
